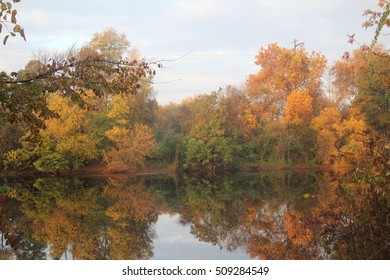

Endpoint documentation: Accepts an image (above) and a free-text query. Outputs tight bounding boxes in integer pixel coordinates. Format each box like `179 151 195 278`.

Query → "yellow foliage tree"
32 94 98 172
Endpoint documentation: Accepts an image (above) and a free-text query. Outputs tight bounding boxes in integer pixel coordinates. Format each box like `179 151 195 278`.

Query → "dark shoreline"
0 163 357 178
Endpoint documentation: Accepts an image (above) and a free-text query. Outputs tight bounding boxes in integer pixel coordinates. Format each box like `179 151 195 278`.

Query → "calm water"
0 171 388 260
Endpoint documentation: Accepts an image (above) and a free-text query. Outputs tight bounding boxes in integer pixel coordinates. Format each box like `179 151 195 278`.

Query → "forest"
0 1 388 178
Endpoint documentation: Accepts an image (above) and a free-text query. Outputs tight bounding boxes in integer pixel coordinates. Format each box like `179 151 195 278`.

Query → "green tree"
355 49 390 137
184 93 235 171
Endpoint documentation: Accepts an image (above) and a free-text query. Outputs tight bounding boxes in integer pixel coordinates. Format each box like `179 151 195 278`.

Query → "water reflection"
152 214 248 260
0 171 388 259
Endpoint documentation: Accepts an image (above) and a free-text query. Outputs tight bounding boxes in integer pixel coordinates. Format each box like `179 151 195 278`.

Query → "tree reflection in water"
0 177 158 259
0 171 388 259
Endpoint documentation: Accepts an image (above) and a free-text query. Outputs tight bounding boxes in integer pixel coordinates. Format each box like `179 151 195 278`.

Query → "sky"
0 0 388 105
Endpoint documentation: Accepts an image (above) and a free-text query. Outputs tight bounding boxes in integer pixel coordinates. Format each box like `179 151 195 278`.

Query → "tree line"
0 1 389 175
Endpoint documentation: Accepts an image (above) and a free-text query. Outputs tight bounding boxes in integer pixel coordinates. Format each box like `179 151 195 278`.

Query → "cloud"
1 0 389 105
20 9 52 27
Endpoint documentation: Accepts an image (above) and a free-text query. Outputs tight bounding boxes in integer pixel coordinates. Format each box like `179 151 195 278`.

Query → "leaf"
13 24 21 33
3 34 9 45
20 28 26 41
11 9 17 24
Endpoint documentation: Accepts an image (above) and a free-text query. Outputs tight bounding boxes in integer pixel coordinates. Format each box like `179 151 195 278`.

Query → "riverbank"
0 160 357 178
0 164 176 178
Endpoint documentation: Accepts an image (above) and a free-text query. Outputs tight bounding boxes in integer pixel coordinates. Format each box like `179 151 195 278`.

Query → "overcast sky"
0 0 388 104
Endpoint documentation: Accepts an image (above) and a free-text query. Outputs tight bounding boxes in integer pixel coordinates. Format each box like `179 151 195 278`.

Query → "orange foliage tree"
311 107 343 165
246 43 326 125
103 123 157 171
284 89 313 126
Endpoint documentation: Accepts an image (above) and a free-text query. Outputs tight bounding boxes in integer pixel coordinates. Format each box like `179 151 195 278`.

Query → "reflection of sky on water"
151 214 250 260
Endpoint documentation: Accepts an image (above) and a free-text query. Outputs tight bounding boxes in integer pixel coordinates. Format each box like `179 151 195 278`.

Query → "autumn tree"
0 28 162 173
284 89 313 126
103 51 158 171
88 28 130 61
283 89 316 164
103 123 157 171
243 43 326 166
218 85 248 140
246 43 326 124
330 44 389 137
310 106 368 166
35 94 99 172
3 94 99 172
311 107 343 165
108 89 157 128
0 29 157 133
339 108 369 164
328 56 361 108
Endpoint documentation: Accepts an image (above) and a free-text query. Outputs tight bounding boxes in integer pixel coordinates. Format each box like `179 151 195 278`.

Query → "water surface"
0 171 388 259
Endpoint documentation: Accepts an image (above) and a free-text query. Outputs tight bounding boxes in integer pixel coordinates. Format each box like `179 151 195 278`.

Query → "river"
0 171 388 259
